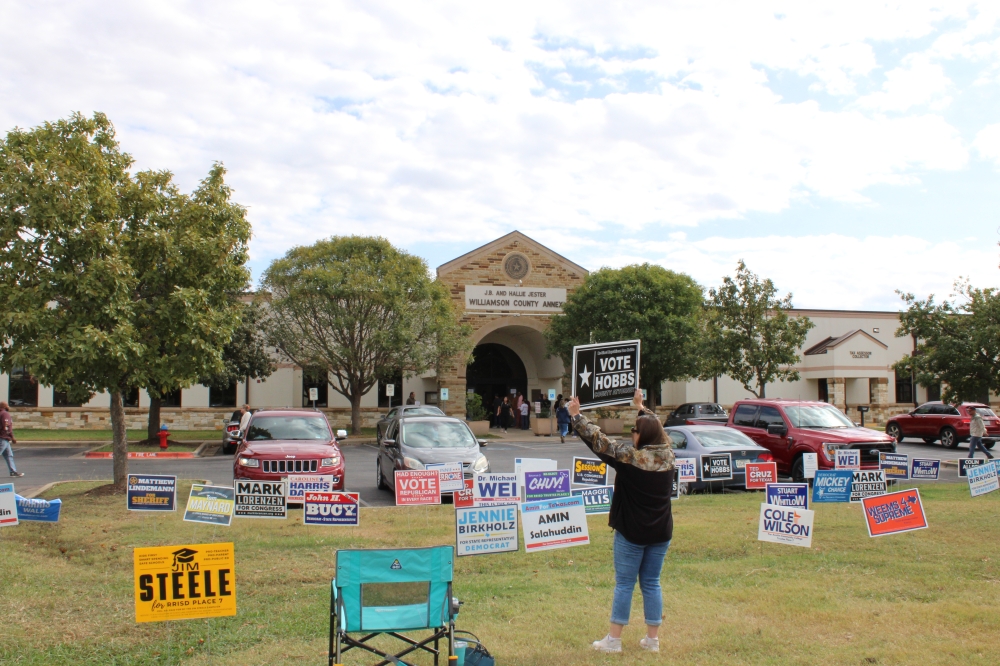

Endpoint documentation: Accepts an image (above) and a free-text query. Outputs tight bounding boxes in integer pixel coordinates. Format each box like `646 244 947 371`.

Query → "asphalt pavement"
8 433 981 501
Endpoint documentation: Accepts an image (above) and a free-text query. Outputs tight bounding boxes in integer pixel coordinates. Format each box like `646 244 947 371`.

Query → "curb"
84 451 196 459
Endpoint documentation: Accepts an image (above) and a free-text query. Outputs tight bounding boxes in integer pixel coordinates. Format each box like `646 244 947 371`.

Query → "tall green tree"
199 299 276 410
703 260 813 398
894 282 1000 403
0 113 250 489
545 264 704 410
262 236 471 434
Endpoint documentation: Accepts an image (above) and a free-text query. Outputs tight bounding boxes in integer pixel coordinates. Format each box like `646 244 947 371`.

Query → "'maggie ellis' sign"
572 340 640 409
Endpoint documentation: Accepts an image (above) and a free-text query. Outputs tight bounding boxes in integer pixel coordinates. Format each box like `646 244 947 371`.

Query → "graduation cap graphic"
171 548 198 567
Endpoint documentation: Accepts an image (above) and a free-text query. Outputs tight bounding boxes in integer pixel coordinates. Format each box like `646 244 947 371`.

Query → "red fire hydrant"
157 425 169 450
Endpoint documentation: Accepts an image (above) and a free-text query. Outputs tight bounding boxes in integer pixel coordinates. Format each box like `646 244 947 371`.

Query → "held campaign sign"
571 340 640 409
745 462 777 489
812 470 853 503
572 457 608 486
133 542 236 623
758 504 814 548
571 485 613 514
455 505 519 556
183 485 235 526
234 481 286 519
304 492 360 526
862 488 928 537
520 495 590 552
394 470 441 506
524 470 571 501
127 475 177 511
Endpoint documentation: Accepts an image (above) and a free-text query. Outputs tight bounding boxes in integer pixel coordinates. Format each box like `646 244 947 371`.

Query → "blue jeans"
558 423 569 437
0 439 16 474
611 531 670 626
968 436 990 457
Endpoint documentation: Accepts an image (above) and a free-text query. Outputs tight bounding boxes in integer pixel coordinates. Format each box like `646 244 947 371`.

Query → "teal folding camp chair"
329 546 458 666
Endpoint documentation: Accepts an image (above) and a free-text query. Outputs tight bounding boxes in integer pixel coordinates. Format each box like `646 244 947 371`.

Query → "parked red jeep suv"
233 410 346 489
885 402 999 449
726 399 896 481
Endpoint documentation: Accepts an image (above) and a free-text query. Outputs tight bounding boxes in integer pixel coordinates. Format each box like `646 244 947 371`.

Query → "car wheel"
885 423 903 443
986 442 996 450
791 456 805 483
375 457 388 490
940 427 959 449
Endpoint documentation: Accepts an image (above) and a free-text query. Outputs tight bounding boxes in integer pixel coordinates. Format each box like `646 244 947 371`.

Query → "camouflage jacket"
571 409 675 472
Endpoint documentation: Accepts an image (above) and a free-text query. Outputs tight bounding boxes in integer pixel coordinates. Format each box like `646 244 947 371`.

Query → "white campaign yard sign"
835 449 860 470
455 505 519 556
675 458 697 483
426 462 464 493
464 285 566 312
802 453 818 479
520 496 590 552
968 461 999 497
0 483 17 527
473 473 519 506
515 458 556 500
758 504 814 548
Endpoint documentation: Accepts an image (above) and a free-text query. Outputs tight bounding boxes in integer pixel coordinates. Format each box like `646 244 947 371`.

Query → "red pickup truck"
725 399 897 481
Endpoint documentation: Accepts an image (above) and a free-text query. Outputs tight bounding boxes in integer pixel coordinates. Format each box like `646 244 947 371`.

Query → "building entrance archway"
466 343 527 422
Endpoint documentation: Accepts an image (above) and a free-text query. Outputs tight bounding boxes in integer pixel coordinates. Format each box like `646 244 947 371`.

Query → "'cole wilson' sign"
571 340 640 409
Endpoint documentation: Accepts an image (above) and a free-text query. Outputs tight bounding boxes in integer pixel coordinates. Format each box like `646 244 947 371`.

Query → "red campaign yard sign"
746 462 777 490
394 470 441 506
454 478 475 508
862 488 928 537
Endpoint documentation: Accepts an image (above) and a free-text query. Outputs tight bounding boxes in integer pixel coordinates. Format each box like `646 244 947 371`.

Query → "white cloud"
856 55 953 112
974 123 1000 163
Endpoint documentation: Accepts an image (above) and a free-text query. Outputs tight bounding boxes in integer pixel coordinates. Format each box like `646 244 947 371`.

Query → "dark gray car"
376 416 490 493
375 405 446 443
665 403 729 427
666 425 771 491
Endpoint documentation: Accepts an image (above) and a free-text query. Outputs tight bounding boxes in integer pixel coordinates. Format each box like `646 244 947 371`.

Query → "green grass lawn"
1 481 998 665
16 430 223 442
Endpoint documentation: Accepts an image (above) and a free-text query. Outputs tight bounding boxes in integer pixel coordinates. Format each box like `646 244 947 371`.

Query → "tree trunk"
350 390 363 436
110 391 129 491
758 377 766 398
147 397 162 441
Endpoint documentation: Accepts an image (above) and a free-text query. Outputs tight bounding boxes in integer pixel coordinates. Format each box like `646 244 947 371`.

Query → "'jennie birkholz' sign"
572 340 640 409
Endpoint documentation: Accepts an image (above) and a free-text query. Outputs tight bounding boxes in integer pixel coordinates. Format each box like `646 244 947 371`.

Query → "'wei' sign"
474 473 519 506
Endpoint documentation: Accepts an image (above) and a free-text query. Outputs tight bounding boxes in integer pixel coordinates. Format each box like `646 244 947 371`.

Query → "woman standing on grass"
567 389 675 654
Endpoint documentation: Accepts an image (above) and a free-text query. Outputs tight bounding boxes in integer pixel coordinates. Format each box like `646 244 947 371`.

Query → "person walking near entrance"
568 389 674 654
556 397 571 443
0 403 24 477
406 392 416 405
520 398 530 430
968 406 993 459
498 396 513 434
513 393 523 429
492 394 502 429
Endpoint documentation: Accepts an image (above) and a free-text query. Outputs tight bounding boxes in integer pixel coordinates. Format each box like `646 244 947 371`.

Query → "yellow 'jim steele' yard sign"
133 542 236 623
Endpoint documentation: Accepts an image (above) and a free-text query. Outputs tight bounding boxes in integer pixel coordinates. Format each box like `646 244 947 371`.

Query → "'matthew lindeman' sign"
464 286 566 313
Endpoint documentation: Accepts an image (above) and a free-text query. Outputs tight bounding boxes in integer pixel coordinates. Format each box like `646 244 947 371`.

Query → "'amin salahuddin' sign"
572 340 640 409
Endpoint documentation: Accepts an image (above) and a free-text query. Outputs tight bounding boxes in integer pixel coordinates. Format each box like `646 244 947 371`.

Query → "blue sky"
2 1 999 310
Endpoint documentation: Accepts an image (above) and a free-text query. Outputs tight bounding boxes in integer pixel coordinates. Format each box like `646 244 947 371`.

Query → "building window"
378 376 403 408
302 369 328 407
53 385 88 408
159 389 182 407
925 383 941 402
818 379 829 403
209 382 238 408
895 370 913 404
8 367 38 407
123 387 140 408
425 391 440 406
868 379 878 404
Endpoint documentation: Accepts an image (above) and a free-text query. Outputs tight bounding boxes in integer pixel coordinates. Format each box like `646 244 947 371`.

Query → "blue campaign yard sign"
812 470 853 503
765 483 809 509
879 453 909 480
15 495 61 522
127 474 177 511
910 458 940 480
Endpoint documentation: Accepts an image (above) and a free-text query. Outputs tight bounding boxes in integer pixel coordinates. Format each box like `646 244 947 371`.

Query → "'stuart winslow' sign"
464 285 566 312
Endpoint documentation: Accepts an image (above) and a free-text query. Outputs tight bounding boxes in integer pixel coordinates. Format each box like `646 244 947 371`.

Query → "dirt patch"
82 483 125 498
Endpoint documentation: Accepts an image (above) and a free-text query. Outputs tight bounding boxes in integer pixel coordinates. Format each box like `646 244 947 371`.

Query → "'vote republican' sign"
394 470 441 506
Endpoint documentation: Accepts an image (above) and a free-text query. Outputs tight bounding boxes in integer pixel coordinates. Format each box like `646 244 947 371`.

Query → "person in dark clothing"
492 395 502 428
0 402 24 477
406 392 416 405
556 398 571 443
497 396 513 434
568 389 674 654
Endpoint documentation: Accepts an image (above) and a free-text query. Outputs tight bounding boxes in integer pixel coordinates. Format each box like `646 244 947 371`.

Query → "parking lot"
11 433 978 503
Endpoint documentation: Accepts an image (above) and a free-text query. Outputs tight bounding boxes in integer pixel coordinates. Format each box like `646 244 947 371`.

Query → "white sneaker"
592 635 622 653
639 637 659 652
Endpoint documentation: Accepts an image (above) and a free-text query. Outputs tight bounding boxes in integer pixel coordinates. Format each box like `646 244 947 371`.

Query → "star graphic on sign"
578 364 591 388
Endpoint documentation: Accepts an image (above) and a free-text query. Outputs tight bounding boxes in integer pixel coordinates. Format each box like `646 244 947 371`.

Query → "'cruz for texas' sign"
745 462 777 489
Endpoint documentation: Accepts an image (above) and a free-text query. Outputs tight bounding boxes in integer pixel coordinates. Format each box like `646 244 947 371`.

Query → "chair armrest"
331 578 338 601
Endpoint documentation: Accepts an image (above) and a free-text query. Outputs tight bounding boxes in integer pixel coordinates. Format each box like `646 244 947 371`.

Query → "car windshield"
247 416 331 441
698 404 727 416
403 406 445 416
692 429 758 448
401 421 476 449
784 405 854 428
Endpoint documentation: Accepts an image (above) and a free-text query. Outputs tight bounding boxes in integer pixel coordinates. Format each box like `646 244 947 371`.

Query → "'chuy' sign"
967 461 999 498
133 542 236 622
812 470 853 503
394 470 441 506
879 453 909 480
455 505 518 556
910 458 940 480
572 457 608 486
835 449 860 470
861 488 928 537
286 475 336 502
234 480 287 519
745 462 777 489
304 492 360 526
758 504 814 548
520 495 590 552
765 483 809 508
572 339 640 409
183 485 235 526
571 485 613 514
0 483 16 527
474 473 519 506
701 453 733 481
675 458 697 483
850 470 887 503
127 474 177 511
524 470 571 501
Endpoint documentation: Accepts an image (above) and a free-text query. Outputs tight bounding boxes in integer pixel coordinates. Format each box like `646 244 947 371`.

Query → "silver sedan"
665 425 773 492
